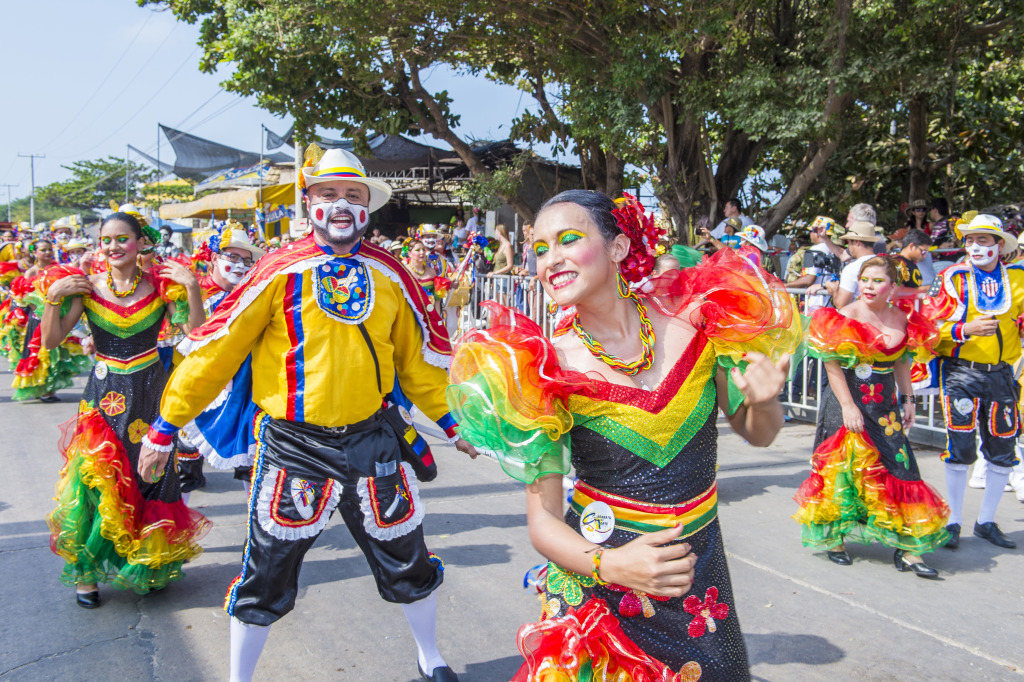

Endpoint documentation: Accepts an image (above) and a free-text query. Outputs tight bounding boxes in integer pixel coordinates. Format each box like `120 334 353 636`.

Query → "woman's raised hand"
731 352 790 406
159 259 198 288
46 275 93 300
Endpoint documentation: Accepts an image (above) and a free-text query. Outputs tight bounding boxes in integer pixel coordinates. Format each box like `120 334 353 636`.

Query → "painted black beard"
313 220 368 254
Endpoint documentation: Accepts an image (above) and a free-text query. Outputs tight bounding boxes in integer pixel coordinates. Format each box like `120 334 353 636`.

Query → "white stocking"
978 463 1012 525
181 492 191 507
229 617 271 682
401 591 446 675
970 457 988 487
945 463 969 526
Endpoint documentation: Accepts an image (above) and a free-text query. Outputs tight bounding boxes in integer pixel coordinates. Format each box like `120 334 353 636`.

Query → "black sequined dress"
46 289 210 592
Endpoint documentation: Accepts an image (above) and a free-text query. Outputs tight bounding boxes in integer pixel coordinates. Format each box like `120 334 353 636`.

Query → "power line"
40 12 155 152
53 22 181 155
173 88 224 129
188 97 244 131
53 94 247 203
67 47 200 159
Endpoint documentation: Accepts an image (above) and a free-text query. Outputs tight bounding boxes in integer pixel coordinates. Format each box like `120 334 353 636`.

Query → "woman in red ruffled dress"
793 256 950 578
8 239 93 402
41 212 210 609
449 191 801 681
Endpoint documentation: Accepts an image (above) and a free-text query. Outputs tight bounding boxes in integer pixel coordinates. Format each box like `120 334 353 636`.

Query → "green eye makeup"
559 230 585 245
534 242 550 257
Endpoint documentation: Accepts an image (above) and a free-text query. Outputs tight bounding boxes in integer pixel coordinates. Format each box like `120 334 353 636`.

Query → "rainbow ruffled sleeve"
902 307 940 364
153 272 190 326
808 307 938 368
644 248 804 413
447 303 586 484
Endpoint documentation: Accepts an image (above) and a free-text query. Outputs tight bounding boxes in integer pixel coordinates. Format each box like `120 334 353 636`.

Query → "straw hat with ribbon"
216 226 266 261
299 144 392 212
958 213 1017 252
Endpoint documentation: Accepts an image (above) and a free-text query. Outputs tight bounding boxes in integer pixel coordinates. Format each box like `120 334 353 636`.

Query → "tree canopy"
38 156 159 211
143 0 1024 240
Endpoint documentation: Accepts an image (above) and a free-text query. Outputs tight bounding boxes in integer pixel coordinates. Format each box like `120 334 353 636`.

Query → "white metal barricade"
455 279 949 448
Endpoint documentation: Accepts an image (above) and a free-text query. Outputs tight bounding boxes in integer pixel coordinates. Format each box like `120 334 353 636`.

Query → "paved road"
1 369 1022 681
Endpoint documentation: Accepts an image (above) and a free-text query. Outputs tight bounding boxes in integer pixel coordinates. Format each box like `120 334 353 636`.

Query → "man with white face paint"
176 228 265 500
138 147 473 682
933 214 1024 551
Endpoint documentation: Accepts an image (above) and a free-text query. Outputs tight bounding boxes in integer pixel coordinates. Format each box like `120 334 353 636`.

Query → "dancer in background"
449 191 800 681
932 215 1024 550
11 238 92 402
178 228 265 500
43 212 208 609
793 256 949 578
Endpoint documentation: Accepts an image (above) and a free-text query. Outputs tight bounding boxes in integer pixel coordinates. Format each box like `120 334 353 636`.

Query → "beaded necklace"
572 290 656 377
107 267 142 298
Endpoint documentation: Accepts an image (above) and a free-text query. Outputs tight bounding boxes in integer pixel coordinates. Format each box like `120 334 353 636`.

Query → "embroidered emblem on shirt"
315 259 373 323
971 264 1009 314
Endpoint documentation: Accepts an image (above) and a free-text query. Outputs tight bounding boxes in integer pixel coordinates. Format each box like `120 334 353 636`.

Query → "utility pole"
156 124 161 206
0 184 17 222
125 144 130 203
258 124 265 240
17 153 44 227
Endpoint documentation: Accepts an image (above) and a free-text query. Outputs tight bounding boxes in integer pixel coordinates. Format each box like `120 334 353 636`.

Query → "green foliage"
38 156 158 211
141 0 1024 236
455 152 529 210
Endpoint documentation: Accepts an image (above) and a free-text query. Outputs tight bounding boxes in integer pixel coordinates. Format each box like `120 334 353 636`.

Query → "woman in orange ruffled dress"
41 212 210 609
793 256 950 578
449 191 801 681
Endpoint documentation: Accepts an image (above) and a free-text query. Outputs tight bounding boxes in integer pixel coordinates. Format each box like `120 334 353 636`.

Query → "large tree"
143 0 1023 238
142 0 553 220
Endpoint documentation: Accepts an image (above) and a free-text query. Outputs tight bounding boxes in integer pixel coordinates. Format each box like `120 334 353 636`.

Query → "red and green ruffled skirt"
793 428 950 554
47 409 211 593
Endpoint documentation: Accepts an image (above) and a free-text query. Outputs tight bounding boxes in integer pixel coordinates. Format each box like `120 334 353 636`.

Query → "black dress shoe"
76 591 101 609
419 663 458 682
894 549 940 579
944 523 960 550
827 550 851 565
974 522 1017 549
39 395 61 404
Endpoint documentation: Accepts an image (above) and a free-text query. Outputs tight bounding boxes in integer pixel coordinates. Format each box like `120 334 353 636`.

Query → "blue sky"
0 1 538 201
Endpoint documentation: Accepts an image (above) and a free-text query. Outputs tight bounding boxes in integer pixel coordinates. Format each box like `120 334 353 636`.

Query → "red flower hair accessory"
613 193 664 283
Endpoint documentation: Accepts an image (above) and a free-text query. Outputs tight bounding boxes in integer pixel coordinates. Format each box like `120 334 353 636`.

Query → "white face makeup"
965 237 999 268
217 258 250 285
309 197 370 243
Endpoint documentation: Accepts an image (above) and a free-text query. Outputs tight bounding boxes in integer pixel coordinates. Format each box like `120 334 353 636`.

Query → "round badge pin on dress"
580 500 615 544
854 363 872 380
94 361 108 379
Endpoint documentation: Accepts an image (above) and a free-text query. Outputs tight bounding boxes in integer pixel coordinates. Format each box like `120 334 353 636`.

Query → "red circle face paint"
315 208 325 221
360 210 366 222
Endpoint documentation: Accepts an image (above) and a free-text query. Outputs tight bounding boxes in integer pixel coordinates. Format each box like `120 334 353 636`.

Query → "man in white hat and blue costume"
934 214 1023 551
138 147 473 681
